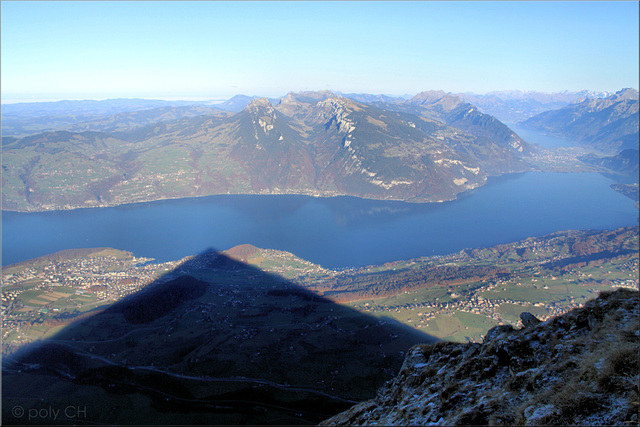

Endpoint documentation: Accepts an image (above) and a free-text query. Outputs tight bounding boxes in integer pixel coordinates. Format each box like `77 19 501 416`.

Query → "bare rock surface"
322 289 639 425
520 311 541 328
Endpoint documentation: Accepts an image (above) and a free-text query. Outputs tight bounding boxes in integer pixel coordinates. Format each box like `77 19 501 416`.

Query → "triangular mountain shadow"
3 247 438 425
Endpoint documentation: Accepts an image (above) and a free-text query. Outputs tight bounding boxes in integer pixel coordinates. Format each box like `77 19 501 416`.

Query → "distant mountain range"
519 88 639 154
336 92 408 105
0 95 281 137
339 90 615 125
1 89 622 137
2 105 231 138
1 90 532 212
457 90 613 124
1 98 207 118
213 94 282 112
1 100 226 137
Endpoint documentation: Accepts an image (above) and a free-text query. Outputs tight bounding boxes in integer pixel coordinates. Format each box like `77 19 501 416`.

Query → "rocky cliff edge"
322 289 639 425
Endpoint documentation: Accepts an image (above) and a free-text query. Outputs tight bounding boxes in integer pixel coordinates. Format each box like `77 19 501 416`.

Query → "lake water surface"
507 124 576 148
2 171 637 268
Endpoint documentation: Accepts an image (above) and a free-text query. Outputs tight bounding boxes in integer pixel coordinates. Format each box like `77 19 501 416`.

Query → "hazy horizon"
3 87 637 106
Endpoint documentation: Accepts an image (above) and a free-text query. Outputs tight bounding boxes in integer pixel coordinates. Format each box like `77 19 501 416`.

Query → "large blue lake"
2 171 637 268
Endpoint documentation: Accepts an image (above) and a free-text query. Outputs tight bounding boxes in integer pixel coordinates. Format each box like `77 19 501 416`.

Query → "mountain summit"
323 288 639 425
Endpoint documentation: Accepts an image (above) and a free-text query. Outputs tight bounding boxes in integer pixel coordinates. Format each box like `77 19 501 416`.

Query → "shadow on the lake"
3 247 438 425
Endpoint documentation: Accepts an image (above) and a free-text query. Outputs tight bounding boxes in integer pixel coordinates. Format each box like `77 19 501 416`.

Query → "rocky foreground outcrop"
322 289 639 425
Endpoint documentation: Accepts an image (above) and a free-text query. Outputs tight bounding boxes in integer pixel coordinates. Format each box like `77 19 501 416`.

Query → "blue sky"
1 1 638 102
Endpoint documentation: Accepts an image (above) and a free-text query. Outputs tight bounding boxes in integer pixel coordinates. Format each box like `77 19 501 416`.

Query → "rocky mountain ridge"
2 90 532 212
520 88 639 154
368 90 530 156
322 288 639 425
579 148 639 177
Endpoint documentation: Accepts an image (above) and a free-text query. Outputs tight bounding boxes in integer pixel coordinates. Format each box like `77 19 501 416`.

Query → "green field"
426 311 497 343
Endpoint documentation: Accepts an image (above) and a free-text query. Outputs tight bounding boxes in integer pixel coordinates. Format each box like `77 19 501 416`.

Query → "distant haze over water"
507 124 577 148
